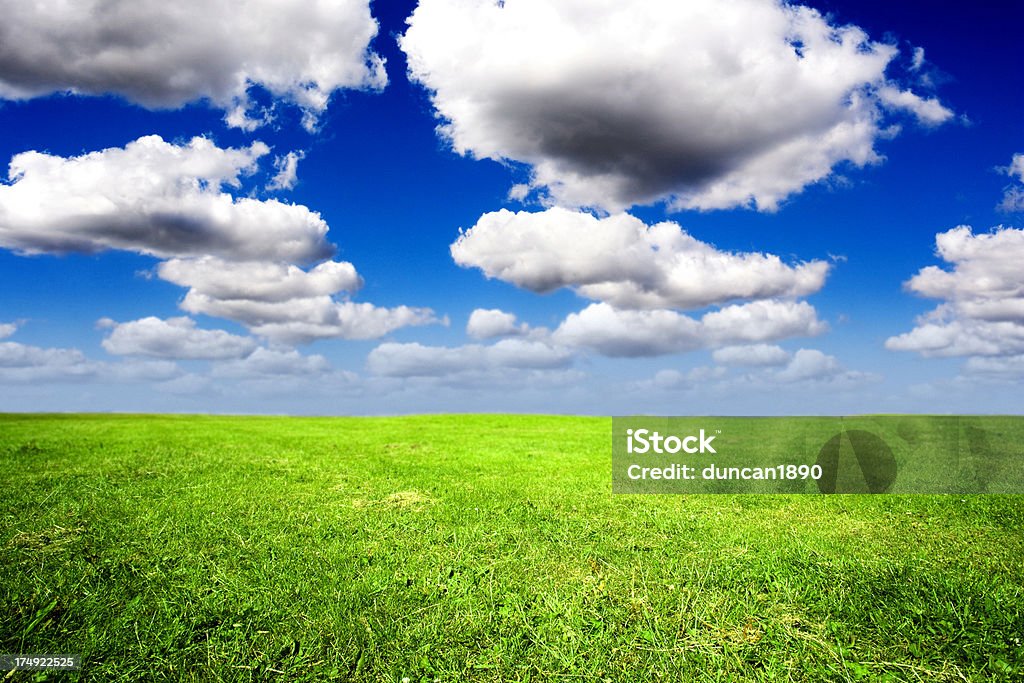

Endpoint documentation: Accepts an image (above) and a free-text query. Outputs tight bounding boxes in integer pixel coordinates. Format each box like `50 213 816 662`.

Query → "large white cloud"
0 137 440 344
886 226 1024 359
0 136 332 262
451 208 829 309
99 316 258 360
402 0 952 211
552 300 825 357
452 208 830 359
0 0 386 130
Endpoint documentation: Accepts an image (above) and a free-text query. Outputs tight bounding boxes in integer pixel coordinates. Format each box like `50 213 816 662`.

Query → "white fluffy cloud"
0 0 386 130
367 339 572 378
158 257 363 304
772 348 842 382
99 316 258 360
712 344 790 367
453 208 829 359
205 302 440 345
159 257 438 344
0 322 341 388
452 209 829 309
902 227 1024 322
553 305 701 357
375 297 824 370
553 300 825 358
887 226 1024 359
0 136 332 262
886 317 1024 358
0 137 439 344
402 0 951 211
999 154 1024 212
0 323 186 384
759 349 878 387
466 309 529 339
0 341 95 382
701 300 828 342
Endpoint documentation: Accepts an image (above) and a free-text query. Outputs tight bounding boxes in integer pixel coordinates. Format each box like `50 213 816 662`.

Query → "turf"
1 414 1022 681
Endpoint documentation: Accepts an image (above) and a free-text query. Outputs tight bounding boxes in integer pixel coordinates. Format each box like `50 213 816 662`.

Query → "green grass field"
2 414 1023 681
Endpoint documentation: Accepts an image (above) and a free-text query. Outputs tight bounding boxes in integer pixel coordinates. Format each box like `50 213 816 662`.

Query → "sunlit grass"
1 414 1022 681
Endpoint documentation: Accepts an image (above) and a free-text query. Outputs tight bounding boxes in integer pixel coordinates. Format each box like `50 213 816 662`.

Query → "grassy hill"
2 414 1022 681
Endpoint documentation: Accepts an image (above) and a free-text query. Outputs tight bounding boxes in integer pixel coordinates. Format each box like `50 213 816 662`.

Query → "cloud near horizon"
637 347 878 394
442 208 830 363
0 319 354 390
552 300 826 358
887 226 1024 376
0 322 181 384
99 316 258 360
366 297 828 380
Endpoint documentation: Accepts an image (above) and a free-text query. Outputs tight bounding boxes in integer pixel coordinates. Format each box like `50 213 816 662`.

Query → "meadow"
1 414 1022 681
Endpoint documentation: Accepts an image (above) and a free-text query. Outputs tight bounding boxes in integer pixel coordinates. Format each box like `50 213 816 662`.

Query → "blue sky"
0 0 1022 414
